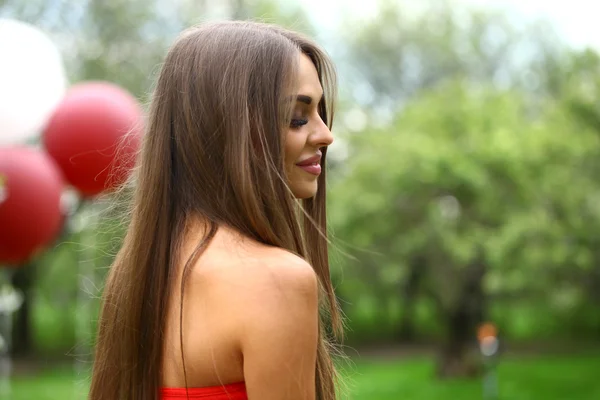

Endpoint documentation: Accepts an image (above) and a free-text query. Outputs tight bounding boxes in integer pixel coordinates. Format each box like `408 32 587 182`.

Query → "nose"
309 117 334 148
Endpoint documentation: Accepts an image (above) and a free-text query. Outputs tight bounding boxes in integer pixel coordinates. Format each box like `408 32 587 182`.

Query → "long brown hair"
89 21 342 400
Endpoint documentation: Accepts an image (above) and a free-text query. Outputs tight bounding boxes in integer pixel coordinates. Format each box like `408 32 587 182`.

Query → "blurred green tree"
329 79 600 376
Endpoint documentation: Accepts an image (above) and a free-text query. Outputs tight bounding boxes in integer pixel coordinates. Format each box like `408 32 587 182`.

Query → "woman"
89 21 343 400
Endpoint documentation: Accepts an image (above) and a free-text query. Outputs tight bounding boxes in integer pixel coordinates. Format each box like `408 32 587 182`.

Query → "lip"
296 153 322 166
296 153 322 176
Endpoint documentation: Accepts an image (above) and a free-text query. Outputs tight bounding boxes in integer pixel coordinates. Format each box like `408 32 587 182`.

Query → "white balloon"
0 19 67 145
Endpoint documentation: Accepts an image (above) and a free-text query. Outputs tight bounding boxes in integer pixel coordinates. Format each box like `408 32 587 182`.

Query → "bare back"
162 223 319 398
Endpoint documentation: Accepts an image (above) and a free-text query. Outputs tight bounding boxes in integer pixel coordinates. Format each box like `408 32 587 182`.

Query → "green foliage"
331 79 600 341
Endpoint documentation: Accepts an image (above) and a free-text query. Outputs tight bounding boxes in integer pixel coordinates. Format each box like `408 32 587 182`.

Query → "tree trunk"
396 254 425 342
589 260 600 336
436 305 481 378
11 262 35 357
436 248 486 379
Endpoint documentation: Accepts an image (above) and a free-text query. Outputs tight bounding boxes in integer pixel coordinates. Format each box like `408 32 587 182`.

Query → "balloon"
43 82 143 197
0 19 67 145
0 147 64 265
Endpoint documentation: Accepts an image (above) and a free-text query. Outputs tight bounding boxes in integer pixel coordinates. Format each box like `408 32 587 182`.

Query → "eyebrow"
296 94 324 105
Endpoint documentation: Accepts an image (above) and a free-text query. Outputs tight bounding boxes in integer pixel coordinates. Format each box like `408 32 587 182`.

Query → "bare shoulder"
193 239 318 302
233 247 319 399
187 234 319 398
187 237 320 339
246 247 318 294
238 247 318 325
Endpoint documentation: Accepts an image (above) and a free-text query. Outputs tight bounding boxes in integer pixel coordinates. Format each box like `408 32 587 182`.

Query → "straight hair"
89 21 342 400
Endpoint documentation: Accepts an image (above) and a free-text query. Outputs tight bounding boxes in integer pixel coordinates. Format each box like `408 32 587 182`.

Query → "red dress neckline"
161 382 247 399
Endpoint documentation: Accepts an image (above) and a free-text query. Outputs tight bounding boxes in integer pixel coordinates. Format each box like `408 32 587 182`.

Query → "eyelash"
290 118 309 128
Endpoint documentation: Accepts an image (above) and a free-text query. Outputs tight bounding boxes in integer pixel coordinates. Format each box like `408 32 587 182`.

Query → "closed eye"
290 118 309 128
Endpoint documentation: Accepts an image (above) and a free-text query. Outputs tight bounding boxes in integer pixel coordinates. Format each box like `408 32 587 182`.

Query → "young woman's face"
285 53 334 199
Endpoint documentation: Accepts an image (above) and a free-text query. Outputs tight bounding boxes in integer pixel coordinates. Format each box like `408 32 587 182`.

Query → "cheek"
284 131 305 167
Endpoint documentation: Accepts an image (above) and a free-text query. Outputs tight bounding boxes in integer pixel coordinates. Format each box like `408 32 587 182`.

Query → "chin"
291 182 318 199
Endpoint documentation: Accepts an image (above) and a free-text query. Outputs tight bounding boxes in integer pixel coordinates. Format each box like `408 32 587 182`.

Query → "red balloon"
0 147 64 265
43 82 143 197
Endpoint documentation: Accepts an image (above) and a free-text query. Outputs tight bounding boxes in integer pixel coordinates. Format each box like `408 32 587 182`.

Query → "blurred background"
2 0 600 399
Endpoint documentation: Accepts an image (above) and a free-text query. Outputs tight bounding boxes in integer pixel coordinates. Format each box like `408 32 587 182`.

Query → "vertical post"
482 350 498 400
478 322 499 400
0 173 9 397
0 269 23 399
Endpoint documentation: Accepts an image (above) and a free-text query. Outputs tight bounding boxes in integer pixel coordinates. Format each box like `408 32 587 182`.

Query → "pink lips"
296 153 322 176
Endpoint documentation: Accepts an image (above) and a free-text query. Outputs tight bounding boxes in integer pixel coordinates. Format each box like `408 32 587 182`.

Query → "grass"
344 354 600 399
9 367 89 400
9 353 600 399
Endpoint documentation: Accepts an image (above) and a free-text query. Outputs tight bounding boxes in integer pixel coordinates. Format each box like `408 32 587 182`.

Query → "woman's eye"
290 118 309 128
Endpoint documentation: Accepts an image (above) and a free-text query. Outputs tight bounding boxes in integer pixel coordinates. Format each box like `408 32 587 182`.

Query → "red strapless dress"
161 382 247 399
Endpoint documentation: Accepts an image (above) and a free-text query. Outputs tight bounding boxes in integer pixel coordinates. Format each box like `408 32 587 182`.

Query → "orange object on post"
477 322 497 342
